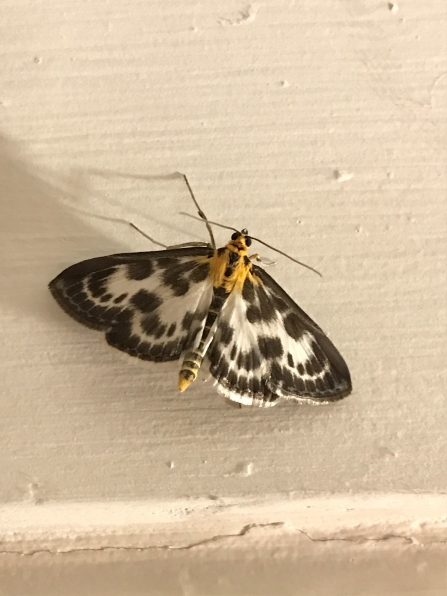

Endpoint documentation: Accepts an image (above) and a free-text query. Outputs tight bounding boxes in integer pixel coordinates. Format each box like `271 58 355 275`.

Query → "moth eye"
245 237 252 247
231 232 239 240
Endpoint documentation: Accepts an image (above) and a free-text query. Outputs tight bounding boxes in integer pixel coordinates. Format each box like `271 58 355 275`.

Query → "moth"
49 174 352 407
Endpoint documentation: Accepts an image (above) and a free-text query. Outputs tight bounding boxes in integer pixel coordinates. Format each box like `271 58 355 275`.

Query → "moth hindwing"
49 230 352 407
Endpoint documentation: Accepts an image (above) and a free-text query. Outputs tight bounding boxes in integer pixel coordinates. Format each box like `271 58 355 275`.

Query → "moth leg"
225 399 243 409
249 253 277 267
166 241 212 249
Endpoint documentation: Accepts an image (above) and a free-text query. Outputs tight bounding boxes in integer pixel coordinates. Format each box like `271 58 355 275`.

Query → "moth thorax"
178 351 204 392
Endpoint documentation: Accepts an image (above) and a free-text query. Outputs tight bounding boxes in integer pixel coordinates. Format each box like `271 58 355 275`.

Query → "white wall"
0 0 446 593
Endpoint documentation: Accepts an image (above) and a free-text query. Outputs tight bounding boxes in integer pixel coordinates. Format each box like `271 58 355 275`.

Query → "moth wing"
207 288 279 407
207 266 352 407
49 248 214 362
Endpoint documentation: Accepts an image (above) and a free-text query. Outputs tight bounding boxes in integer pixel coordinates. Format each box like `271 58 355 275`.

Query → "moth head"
231 229 252 247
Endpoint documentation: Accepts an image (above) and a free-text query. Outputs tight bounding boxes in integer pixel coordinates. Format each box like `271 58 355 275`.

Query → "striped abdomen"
178 286 229 392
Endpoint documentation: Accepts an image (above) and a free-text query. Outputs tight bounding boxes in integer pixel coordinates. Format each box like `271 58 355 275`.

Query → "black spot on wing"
214 357 229 379
162 266 190 296
306 355 324 376
141 313 167 338
135 339 183 362
190 262 211 283
182 311 194 331
87 268 116 298
106 316 133 349
305 379 317 393
323 373 336 391
125 334 140 350
233 347 261 371
276 367 300 393
219 322 234 346
178 260 200 274
271 293 289 313
126 261 154 280
87 280 106 299
227 368 237 386
130 289 162 313
284 312 305 340
249 348 262 370
156 257 179 269
173 279 190 297
294 376 305 393
167 322 177 337
114 293 128 304
161 258 210 296
160 340 183 361
287 353 294 368
246 305 262 324
237 375 248 392
149 343 163 358
77 298 96 312
208 343 222 364
256 284 277 322
114 309 134 326
258 336 283 359
310 340 326 364
242 277 255 303
315 377 326 392
251 376 261 395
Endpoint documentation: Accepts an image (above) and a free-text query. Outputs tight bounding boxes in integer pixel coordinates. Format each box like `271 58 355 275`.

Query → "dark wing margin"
252 265 352 402
49 247 213 362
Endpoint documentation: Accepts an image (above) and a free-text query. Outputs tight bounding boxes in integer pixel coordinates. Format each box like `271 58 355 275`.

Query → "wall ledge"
1 493 446 554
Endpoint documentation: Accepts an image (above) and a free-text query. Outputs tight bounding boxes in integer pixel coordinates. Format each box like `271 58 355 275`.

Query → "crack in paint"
1 522 446 556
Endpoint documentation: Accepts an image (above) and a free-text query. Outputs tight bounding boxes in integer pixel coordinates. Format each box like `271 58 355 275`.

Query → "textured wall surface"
1 0 446 592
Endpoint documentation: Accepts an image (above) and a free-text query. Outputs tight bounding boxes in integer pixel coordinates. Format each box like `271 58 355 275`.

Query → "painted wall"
1 0 445 592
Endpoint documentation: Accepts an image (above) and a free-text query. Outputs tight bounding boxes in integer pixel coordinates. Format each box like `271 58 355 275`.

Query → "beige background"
0 0 446 593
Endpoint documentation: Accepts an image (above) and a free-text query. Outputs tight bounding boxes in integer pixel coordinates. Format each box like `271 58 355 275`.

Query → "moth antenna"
178 184 321 276
249 235 322 277
180 174 216 250
180 212 239 234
